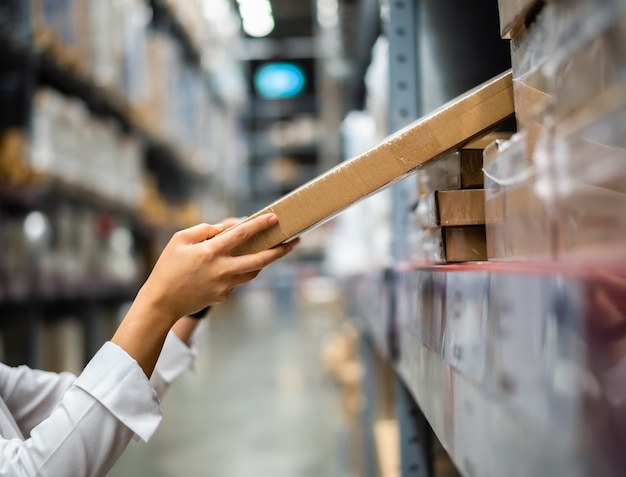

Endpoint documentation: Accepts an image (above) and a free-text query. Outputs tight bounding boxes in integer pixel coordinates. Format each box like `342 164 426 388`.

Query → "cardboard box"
407 224 488 264
510 0 626 136
483 133 553 260
458 149 486 189
496 0 543 38
418 189 486 228
553 86 626 259
230 70 514 256
444 226 487 263
548 7 625 124
483 139 507 259
438 190 486 226
417 133 511 194
508 1 552 138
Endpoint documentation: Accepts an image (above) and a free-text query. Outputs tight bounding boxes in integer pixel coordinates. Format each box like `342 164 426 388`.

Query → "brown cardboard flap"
231 70 514 256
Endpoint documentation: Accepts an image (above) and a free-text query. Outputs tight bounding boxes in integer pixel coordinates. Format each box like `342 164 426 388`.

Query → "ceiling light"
237 0 275 37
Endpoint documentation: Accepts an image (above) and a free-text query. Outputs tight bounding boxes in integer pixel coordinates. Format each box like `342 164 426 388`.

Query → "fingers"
233 270 261 286
231 238 300 274
225 239 299 288
213 213 278 252
219 217 244 229
176 223 227 244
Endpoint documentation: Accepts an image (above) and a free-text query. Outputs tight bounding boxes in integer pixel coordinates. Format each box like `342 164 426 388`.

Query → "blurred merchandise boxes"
31 0 91 72
553 87 626 258
28 0 227 177
0 205 142 295
507 0 626 147
30 0 145 87
30 88 143 208
492 0 626 261
483 134 553 260
40 317 84 374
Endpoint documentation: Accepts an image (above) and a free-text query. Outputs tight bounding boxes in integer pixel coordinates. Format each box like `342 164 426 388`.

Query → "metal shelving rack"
0 16 201 204
0 1 229 369
344 1 626 476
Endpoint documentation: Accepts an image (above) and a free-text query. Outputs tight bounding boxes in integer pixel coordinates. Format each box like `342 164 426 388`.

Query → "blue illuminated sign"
254 62 306 99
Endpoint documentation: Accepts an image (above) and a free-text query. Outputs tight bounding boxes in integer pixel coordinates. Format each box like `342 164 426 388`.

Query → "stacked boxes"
29 89 143 208
414 134 510 263
28 0 225 175
483 133 553 259
488 0 626 260
553 89 626 258
30 0 91 73
228 72 514 256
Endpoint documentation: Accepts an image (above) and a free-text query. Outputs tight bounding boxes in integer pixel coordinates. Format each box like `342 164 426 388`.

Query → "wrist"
188 306 212 319
112 294 177 378
133 286 180 329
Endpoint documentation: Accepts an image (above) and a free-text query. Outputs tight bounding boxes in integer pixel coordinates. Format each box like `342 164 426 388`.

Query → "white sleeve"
0 342 162 477
0 364 76 438
150 330 197 398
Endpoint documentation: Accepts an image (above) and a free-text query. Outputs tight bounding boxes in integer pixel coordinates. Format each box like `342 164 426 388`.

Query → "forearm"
113 213 293 378
111 288 179 378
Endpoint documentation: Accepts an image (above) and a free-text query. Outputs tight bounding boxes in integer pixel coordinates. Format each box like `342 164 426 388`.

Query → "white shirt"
0 331 196 476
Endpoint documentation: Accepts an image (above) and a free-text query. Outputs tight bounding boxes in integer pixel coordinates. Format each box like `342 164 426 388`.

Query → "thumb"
176 223 227 244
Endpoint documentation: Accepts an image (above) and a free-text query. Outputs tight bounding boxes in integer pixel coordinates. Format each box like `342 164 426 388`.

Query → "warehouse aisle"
108 272 356 477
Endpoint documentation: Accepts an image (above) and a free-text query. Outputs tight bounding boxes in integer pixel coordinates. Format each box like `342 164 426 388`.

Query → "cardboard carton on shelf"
553 86 626 259
409 226 487 264
483 140 507 260
548 10 625 124
509 0 626 141
444 226 487 263
483 133 553 261
230 70 515 256
417 132 512 194
507 0 555 149
417 189 486 228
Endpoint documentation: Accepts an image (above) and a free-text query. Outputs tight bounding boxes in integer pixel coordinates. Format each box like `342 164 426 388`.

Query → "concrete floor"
108 278 356 477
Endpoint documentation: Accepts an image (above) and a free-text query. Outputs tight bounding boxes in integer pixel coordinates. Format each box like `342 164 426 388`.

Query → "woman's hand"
112 213 297 376
138 213 297 323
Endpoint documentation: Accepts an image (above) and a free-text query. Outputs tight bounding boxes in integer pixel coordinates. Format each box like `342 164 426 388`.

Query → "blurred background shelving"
0 0 248 369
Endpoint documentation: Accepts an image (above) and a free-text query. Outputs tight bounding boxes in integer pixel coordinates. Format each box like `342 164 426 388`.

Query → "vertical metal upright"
386 1 434 476
395 376 433 476
386 0 420 264
359 335 383 477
